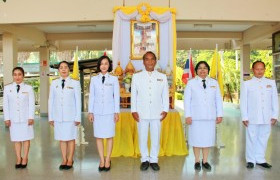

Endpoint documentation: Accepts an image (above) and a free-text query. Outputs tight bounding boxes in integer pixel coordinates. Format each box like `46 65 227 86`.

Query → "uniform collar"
98 72 109 78
13 82 24 87
253 76 265 82
144 69 157 76
60 76 70 81
196 76 209 82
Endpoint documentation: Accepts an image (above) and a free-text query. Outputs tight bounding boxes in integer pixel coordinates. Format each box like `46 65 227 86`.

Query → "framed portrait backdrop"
130 20 159 60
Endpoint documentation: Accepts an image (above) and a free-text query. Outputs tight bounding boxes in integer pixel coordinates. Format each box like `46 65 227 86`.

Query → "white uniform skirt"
54 121 77 141
93 114 115 138
10 122 34 142
188 120 216 147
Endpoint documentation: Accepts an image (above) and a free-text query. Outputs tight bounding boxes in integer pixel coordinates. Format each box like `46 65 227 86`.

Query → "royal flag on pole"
210 48 224 96
182 50 195 84
72 47 79 80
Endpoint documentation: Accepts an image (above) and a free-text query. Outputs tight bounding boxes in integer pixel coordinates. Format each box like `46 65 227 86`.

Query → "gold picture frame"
130 20 160 60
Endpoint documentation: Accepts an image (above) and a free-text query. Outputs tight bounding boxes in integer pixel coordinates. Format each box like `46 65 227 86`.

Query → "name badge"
22 92 29 94
210 86 216 88
105 83 113 86
266 85 272 88
157 79 163 81
67 86 74 89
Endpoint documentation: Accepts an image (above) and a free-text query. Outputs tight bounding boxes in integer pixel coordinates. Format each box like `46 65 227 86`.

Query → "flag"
182 50 195 84
210 48 224 96
72 47 79 80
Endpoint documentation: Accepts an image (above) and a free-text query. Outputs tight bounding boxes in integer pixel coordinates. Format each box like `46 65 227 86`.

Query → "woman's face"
100 58 110 74
197 63 209 79
58 62 70 78
13 69 24 84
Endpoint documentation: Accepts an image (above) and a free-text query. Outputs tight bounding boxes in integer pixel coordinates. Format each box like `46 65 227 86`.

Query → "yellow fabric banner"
72 48 79 80
210 49 224 96
104 111 188 157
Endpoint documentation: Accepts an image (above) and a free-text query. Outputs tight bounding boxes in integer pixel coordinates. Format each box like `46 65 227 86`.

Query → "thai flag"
182 51 195 84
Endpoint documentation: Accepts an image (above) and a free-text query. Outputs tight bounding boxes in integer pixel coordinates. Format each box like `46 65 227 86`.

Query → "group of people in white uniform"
2 51 278 172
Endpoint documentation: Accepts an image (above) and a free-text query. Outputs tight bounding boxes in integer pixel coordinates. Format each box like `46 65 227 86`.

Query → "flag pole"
216 44 218 80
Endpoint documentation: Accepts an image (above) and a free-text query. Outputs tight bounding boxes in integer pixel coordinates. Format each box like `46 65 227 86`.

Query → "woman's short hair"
194 61 210 75
97 56 113 72
58 61 70 69
12 67 25 76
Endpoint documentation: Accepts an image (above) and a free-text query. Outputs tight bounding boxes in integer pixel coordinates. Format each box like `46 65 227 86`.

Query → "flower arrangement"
123 74 132 84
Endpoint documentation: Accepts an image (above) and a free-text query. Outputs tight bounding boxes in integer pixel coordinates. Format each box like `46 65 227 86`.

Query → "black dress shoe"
98 166 105 172
202 161 211 171
150 163 160 171
59 164 67 170
104 161 111 172
194 162 201 171
64 161 74 170
15 164 22 169
21 159 28 169
246 162 254 169
21 163 28 169
256 163 272 169
140 161 149 171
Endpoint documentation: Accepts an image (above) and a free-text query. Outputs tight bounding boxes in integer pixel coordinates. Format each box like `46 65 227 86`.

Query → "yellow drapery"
104 111 188 157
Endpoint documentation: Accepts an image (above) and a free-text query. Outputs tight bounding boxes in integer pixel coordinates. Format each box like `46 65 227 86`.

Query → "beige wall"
1 0 280 24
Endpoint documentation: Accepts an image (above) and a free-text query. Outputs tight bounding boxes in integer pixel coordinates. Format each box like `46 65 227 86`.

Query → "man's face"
143 53 157 72
252 62 265 78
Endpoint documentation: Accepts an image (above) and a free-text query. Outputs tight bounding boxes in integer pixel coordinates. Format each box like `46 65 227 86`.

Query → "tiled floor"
0 102 279 180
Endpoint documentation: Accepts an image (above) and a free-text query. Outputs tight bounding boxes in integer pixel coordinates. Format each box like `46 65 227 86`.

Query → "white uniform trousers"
246 124 271 164
137 119 161 163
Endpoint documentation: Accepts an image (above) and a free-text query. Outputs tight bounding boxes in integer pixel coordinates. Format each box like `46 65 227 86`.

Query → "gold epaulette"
4 82 13 86
244 77 252 81
134 70 143 74
109 72 117 76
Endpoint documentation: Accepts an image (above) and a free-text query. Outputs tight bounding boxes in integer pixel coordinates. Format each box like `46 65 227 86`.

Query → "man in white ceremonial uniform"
241 61 279 169
131 51 169 171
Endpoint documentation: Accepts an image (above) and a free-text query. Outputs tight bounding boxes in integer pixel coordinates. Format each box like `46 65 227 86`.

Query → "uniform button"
17 110 19 112
149 87 151 89
150 101 152 104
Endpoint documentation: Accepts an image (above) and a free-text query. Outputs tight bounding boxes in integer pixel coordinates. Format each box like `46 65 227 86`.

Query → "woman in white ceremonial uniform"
48 61 81 170
88 55 120 172
3 67 35 169
184 61 223 171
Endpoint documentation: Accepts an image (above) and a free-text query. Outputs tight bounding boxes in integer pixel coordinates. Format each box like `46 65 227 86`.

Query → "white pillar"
2 33 17 85
240 44 251 81
39 47 50 117
235 50 239 70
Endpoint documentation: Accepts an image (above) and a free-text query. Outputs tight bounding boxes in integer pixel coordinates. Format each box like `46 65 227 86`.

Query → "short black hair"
194 61 210 75
12 67 25 76
58 61 70 69
252 60 265 69
143 51 157 61
97 56 113 73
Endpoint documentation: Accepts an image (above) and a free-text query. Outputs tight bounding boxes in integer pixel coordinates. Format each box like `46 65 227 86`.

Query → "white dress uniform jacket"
241 76 279 124
184 77 223 120
48 77 81 122
131 70 169 119
4 82 35 123
88 73 120 115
